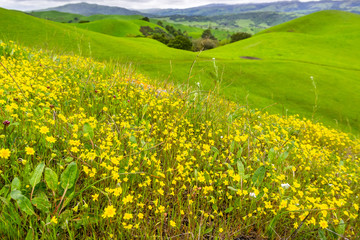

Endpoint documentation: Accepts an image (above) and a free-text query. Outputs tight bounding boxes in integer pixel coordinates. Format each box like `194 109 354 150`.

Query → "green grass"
74 18 164 37
28 10 83 23
0 8 359 134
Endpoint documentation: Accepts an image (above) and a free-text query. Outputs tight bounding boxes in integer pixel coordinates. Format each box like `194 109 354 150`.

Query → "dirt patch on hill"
240 56 262 60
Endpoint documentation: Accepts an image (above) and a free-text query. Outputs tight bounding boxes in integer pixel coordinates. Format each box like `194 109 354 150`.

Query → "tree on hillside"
192 38 218 51
230 32 252 43
167 35 192 51
157 21 164 27
201 29 217 40
141 17 150 22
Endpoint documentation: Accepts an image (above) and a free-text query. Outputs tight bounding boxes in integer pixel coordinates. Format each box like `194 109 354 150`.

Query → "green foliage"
141 16 150 22
60 162 78 189
201 28 217 40
230 32 252 43
167 35 192 50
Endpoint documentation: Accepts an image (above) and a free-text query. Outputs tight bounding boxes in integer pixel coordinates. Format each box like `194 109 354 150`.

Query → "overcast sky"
0 0 321 11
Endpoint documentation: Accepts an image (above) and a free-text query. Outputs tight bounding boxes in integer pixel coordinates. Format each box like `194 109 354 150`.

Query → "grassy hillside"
0 41 359 240
28 10 83 23
0 8 359 134
74 19 163 37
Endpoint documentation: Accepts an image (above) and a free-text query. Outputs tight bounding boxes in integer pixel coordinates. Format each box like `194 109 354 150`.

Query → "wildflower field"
0 41 359 239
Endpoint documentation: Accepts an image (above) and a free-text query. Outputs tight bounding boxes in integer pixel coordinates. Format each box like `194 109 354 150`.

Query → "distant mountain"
142 0 360 16
38 2 143 16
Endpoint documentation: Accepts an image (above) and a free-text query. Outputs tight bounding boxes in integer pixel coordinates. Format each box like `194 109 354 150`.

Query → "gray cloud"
0 0 319 11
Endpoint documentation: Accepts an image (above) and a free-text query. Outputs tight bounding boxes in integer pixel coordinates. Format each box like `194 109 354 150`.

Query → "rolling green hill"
74 18 164 37
0 8 359 134
29 11 230 40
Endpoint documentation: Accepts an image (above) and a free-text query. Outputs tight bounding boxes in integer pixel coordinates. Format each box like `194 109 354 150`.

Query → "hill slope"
0 8 359 134
73 18 163 37
143 0 360 16
39 2 143 16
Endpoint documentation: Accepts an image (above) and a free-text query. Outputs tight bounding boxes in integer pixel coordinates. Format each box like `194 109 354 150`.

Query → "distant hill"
142 0 360 16
38 2 143 16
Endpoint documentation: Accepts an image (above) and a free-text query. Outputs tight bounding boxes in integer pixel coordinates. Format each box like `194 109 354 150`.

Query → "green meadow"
1 8 360 134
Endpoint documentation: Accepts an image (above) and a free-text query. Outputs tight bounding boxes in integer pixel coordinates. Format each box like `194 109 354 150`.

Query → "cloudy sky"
0 0 320 11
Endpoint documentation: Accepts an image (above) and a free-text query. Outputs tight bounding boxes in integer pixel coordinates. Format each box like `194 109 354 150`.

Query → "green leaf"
83 123 94 139
252 166 266 187
32 195 51 213
204 227 213 234
336 219 346 236
10 190 23 200
25 229 34 240
278 151 289 164
212 204 218 211
17 195 35 215
129 135 137 144
318 229 327 240
230 141 235 153
267 148 276 163
237 160 245 178
29 162 45 188
45 167 58 191
11 177 21 191
10 122 20 126
211 146 219 154
60 162 78 189
65 157 73 163
225 207 234 213
0 196 10 206
227 186 238 192
236 147 243 159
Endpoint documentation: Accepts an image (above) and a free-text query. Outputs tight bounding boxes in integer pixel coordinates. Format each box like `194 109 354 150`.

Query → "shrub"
230 32 252 43
167 35 192 50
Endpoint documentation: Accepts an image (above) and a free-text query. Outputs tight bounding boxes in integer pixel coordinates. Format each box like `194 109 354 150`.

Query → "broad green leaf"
225 207 234 213
65 157 73 163
29 162 45 188
267 148 276 162
11 177 21 191
60 162 78 189
45 167 58 191
10 122 20 126
230 141 235 153
252 166 266 187
204 228 213 234
278 151 289 164
129 135 137 144
17 195 35 215
83 123 94 139
10 190 22 200
336 219 346 236
32 196 51 213
237 160 245 178
236 147 243 159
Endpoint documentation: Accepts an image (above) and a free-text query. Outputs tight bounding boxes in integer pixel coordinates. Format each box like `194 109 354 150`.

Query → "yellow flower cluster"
1 41 359 238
